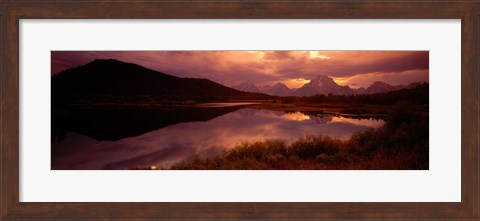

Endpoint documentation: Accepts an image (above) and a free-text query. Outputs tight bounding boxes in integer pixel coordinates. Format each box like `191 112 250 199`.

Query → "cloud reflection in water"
52 108 384 170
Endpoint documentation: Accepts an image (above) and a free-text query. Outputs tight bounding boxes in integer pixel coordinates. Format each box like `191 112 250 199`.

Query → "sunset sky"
51 51 428 89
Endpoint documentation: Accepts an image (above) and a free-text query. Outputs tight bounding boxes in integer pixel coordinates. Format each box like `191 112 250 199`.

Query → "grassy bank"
170 101 428 170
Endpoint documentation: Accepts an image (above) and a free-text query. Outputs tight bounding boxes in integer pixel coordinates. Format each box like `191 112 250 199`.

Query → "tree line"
275 83 428 106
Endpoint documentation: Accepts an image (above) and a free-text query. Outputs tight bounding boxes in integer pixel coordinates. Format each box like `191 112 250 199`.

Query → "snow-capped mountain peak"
232 82 261 93
293 75 354 96
231 76 424 97
262 82 292 96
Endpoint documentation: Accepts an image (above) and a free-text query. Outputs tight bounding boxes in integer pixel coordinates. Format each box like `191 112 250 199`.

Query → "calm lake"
52 103 385 170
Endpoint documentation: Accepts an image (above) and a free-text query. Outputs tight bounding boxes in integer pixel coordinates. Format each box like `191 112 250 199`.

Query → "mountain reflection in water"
52 106 384 170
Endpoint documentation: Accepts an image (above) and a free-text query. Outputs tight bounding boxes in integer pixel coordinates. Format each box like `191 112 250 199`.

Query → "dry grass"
171 101 428 170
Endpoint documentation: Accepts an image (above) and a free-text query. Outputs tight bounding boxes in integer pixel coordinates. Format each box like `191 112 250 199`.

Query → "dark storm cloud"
51 51 428 88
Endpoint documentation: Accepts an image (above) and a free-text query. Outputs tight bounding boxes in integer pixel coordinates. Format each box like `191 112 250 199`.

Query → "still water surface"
52 105 384 169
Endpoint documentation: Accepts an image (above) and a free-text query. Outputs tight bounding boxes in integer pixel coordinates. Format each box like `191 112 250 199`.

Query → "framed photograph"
50 50 429 171
1 1 478 220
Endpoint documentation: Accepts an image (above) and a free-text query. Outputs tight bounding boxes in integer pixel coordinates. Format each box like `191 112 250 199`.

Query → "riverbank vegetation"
170 101 428 170
253 83 428 118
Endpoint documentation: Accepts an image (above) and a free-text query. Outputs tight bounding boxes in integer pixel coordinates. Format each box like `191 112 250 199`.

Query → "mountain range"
233 75 424 97
53 59 425 103
52 59 271 103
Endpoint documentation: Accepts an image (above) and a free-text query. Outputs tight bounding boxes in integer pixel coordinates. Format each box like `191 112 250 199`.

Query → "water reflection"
195 102 259 108
281 112 311 121
329 117 385 127
52 107 384 170
51 104 248 142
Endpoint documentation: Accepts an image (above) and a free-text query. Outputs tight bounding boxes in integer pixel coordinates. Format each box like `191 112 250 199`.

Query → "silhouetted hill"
52 59 270 104
365 81 397 94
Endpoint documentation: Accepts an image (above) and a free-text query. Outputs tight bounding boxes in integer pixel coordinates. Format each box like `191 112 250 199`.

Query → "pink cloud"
51 51 428 87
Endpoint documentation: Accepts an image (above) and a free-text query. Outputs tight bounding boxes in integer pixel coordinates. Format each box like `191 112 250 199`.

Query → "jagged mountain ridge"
261 82 292 96
292 75 356 96
52 60 424 100
233 81 293 96
232 82 262 93
233 75 425 96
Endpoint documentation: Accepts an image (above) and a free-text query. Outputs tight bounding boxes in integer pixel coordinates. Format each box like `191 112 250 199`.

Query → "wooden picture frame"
1 1 478 220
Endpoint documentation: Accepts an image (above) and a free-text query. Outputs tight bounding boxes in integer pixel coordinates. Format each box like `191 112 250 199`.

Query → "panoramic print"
51 51 429 170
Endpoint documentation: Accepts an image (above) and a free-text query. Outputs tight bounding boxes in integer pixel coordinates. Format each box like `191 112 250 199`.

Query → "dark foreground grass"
171 102 428 170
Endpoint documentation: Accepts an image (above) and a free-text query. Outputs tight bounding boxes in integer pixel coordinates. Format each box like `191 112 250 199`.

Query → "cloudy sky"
51 51 428 89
